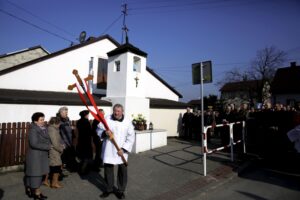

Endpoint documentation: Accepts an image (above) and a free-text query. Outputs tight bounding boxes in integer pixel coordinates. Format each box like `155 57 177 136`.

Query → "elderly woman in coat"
44 117 65 188
25 112 51 200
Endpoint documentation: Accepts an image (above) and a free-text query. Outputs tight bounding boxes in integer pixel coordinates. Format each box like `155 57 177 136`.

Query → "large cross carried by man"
68 69 128 166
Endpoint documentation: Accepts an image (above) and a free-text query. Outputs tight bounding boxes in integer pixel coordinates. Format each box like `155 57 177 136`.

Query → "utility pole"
121 3 129 44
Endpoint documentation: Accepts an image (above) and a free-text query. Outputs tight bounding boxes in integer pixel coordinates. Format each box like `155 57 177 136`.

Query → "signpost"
191 60 212 176
192 61 212 85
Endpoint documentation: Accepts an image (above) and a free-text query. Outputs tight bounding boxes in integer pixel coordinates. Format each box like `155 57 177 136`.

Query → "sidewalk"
0 138 240 200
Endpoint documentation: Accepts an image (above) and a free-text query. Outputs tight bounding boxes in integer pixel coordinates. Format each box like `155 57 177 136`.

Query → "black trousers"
93 140 103 169
61 146 77 171
104 163 127 193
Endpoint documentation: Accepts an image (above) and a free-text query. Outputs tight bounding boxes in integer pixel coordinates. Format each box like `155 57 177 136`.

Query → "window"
97 58 108 89
133 56 141 72
115 61 121 72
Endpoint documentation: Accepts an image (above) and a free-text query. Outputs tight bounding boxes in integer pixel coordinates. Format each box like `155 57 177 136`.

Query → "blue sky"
0 0 300 102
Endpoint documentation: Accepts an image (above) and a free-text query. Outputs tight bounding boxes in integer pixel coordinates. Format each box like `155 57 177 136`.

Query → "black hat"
79 110 89 118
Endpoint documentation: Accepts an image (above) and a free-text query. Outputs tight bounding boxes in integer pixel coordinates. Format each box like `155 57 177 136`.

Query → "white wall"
0 104 112 123
107 52 147 98
0 104 185 138
150 108 185 137
106 54 128 97
145 71 179 101
0 39 117 95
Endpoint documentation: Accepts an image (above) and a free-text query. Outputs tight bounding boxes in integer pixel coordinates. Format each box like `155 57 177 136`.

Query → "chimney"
290 62 297 67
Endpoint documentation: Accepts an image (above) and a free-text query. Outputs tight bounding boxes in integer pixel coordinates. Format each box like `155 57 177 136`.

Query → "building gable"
220 80 263 92
0 35 119 94
0 35 182 101
0 35 119 76
271 62 300 94
0 46 49 72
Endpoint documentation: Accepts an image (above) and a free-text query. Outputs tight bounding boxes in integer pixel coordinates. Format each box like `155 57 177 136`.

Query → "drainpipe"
89 57 94 93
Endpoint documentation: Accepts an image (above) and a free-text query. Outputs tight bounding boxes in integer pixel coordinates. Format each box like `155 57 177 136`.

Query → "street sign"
192 61 212 85
191 60 213 176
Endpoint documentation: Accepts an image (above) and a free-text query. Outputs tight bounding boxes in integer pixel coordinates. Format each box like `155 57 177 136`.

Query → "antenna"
79 31 87 44
121 4 129 44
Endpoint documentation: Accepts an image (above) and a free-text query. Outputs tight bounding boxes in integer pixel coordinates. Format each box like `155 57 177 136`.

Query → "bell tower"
104 3 150 122
105 41 150 122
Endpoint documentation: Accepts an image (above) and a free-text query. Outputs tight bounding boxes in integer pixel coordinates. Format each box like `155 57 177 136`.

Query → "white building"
0 35 187 137
271 62 300 107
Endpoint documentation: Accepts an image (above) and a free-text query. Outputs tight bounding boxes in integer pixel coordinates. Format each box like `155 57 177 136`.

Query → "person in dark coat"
192 110 202 141
220 105 235 146
56 106 77 172
204 110 214 143
92 109 105 171
76 110 93 175
182 107 194 139
25 112 51 200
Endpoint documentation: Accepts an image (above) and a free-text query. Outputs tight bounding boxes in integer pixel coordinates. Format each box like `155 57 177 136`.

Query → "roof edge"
0 34 120 76
0 89 111 106
146 67 183 98
149 98 187 109
0 45 49 59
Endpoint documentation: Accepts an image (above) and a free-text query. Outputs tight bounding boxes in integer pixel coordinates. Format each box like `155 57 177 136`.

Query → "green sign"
192 61 212 85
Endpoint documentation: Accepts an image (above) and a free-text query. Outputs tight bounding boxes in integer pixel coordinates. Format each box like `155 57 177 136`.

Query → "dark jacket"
76 118 93 160
25 123 51 176
59 117 73 147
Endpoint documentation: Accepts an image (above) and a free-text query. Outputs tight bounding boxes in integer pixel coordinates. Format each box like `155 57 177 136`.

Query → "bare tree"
217 46 287 95
216 67 250 86
249 46 287 81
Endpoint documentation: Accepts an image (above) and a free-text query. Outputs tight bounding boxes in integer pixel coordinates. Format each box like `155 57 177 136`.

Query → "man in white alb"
98 104 135 199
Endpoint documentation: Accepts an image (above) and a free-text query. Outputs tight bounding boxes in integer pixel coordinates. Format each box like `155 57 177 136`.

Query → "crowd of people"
181 102 300 142
24 104 135 200
21 101 300 199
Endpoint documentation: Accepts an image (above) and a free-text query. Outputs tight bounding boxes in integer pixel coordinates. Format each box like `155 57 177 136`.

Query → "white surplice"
97 115 135 164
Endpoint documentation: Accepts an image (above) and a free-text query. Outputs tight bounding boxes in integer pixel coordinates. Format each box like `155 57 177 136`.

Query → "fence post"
203 127 207 176
10 123 17 165
0 123 4 167
5 123 12 166
230 123 234 161
242 121 246 154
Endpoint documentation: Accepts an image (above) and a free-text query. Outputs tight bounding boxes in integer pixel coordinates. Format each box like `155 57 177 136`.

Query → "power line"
129 0 236 10
126 0 205 6
0 8 75 43
6 0 77 40
129 0 261 15
152 62 249 70
101 14 123 35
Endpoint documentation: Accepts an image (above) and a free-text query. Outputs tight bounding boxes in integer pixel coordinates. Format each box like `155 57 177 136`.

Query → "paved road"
181 160 300 200
0 138 299 200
